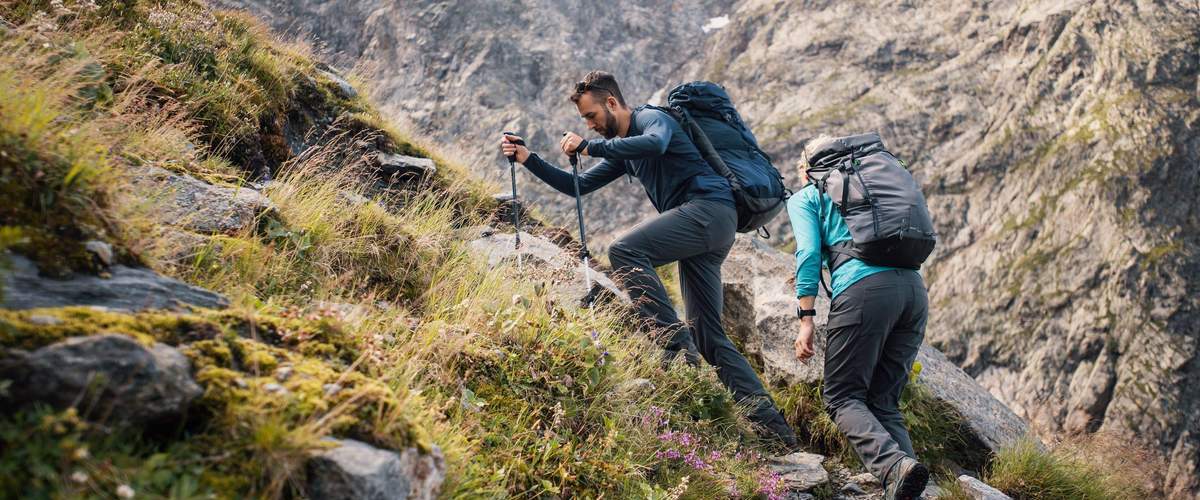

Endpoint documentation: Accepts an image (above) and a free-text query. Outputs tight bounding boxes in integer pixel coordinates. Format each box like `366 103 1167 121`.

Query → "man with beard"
499 71 797 449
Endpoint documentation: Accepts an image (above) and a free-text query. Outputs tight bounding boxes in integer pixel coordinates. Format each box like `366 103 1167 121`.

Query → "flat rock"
376 153 436 179
467 232 628 308
770 452 829 492
2 253 228 311
956 475 1011 500
130 166 276 235
0 334 203 426
306 438 445 500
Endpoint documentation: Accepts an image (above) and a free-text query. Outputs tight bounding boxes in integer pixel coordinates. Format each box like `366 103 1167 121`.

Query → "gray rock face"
722 234 1034 458
1 253 228 311
306 439 445 500
212 0 737 251
956 475 1012 500
770 452 829 492
130 166 276 235
0 334 203 425
467 232 628 307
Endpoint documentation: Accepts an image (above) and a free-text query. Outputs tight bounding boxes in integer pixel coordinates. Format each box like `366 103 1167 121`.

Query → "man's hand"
795 319 815 362
559 132 588 156
500 134 530 164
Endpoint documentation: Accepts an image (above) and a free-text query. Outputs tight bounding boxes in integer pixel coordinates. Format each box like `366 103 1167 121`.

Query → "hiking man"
789 134 934 499
499 71 796 448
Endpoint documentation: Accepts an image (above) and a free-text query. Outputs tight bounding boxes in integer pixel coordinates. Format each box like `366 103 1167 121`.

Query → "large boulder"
0 334 203 425
306 438 445 500
721 235 829 386
129 166 276 235
2 253 228 312
722 235 1034 456
467 231 628 308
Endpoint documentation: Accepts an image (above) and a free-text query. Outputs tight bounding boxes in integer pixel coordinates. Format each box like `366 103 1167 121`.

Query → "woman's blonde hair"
797 134 835 178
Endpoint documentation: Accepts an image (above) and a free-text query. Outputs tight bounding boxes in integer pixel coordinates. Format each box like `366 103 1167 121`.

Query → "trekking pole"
568 148 596 307
502 132 525 265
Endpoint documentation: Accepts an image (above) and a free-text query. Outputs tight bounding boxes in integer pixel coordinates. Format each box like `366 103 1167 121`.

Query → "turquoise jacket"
786 184 917 298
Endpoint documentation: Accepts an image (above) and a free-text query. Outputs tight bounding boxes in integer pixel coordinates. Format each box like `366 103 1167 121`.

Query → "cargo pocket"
826 309 862 331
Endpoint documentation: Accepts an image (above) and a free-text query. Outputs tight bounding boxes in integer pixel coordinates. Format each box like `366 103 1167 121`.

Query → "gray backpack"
804 132 936 270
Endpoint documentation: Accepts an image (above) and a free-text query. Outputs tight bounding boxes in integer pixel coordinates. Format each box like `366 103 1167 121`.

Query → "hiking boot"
883 457 929 500
749 402 799 451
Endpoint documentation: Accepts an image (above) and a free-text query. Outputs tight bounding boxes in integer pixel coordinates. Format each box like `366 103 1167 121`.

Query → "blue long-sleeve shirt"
787 184 916 298
521 105 734 212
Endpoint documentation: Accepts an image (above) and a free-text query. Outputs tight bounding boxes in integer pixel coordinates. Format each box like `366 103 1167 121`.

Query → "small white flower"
70 471 88 484
116 484 135 498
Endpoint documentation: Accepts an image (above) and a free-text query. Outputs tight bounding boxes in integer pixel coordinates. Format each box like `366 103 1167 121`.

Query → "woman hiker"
788 135 932 500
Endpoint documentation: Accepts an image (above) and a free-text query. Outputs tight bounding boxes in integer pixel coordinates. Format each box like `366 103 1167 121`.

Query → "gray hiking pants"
823 269 928 482
607 199 770 403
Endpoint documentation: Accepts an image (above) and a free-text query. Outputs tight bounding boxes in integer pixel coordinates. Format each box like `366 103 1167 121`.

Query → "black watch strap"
797 308 816 318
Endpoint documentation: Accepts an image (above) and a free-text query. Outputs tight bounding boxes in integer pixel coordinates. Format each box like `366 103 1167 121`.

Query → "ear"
606 95 620 111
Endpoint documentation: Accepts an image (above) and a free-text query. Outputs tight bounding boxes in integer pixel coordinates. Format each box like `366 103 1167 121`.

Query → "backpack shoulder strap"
665 105 743 193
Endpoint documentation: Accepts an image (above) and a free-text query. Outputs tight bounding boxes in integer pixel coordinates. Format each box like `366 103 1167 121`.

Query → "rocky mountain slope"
670 1 1199 496
218 0 1199 496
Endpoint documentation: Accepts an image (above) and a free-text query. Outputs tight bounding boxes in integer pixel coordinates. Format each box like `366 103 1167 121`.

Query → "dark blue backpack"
656 81 788 235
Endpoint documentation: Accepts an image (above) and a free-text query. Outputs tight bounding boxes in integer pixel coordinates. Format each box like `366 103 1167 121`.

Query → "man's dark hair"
570 71 626 107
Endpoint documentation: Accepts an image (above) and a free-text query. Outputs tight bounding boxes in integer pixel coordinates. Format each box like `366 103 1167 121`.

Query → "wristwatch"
797 308 816 318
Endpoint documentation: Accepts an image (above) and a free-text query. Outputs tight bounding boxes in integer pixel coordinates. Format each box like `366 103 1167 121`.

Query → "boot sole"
895 462 930 500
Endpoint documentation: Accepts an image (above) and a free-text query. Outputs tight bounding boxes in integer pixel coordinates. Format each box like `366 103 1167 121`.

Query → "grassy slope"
0 2 778 498
0 1 1153 499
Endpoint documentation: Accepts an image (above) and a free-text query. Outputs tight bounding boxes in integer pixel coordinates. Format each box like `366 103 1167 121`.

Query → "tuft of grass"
985 436 1155 500
933 475 972 500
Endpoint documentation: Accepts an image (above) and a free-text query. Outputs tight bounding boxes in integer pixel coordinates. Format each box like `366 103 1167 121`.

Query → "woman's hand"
795 319 815 361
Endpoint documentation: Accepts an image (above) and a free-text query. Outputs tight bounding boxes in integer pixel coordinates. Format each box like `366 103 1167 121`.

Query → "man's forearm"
522 153 578 196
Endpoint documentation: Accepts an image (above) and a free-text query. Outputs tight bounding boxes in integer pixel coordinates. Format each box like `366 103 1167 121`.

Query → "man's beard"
600 107 619 139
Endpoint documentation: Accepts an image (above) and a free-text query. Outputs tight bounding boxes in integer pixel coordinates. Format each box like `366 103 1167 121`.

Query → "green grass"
0 2 792 497
984 438 1152 500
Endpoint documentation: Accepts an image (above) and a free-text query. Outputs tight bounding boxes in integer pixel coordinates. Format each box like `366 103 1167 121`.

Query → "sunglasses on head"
575 81 613 97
